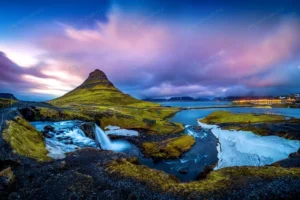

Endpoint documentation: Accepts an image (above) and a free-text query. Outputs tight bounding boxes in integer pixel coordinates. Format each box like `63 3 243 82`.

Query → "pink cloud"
1 9 300 99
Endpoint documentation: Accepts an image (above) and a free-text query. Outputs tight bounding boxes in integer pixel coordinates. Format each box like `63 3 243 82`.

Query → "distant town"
144 93 300 107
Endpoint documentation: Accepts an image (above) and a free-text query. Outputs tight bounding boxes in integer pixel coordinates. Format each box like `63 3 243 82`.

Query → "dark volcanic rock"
79 122 95 140
289 148 300 158
19 107 36 121
273 149 300 168
41 125 55 138
43 125 55 133
1 148 176 200
1 147 300 199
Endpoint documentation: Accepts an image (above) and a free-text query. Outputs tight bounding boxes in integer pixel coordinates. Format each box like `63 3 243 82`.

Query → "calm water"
164 102 300 125
158 101 231 107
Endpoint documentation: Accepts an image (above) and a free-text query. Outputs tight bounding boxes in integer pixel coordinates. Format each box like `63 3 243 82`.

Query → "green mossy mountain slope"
49 69 152 107
49 69 183 134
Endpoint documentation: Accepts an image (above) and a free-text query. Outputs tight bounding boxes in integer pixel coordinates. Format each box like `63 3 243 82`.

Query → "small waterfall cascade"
95 125 113 150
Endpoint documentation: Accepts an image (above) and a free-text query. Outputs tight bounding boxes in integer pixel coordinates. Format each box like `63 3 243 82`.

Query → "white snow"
104 125 139 136
198 121 300 170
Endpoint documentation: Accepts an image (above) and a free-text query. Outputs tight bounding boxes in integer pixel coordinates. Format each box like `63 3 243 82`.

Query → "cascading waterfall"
95 125 113 150
95 124 130 151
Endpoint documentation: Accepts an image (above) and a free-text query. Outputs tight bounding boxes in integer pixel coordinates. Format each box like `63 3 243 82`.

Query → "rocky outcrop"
19 107 36 121
273 149 300 168
79 122 96 140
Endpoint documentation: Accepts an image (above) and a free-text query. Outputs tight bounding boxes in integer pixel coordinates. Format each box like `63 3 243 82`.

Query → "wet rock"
178 167 189 174
79 122 95 140
44 125 55 133
19 107 35 121
43 132 54 138
42 125 55 138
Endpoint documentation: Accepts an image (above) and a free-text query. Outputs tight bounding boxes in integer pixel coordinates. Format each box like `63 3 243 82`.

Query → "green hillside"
50 69 152 107
49 69 183 134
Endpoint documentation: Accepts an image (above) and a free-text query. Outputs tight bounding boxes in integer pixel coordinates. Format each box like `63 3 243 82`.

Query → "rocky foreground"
1 148 300 200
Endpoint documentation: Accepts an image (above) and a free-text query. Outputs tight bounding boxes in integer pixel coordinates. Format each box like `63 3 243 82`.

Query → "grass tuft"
2 116 51 162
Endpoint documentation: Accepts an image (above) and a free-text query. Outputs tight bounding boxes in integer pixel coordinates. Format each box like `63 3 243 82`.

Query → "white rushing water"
31 121 136 159
198 121 300 170
95 125 131 152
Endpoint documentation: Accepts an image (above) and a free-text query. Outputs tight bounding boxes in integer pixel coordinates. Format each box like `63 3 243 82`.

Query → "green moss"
200 110 284 124
2 116 51 162
142 135 195 159
49 86 156 107
106 159 300 196
106 159 179 191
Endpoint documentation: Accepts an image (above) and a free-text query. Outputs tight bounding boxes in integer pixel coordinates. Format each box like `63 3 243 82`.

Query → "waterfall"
95 125 113 150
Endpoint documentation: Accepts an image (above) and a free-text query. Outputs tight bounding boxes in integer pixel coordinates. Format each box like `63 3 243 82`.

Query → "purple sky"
0 0 300 101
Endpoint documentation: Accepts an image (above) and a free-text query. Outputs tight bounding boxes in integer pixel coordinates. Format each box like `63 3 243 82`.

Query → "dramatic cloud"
1 6 300 100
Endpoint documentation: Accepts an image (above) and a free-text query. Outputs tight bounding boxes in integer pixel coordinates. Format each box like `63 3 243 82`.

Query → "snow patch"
198 121 300 170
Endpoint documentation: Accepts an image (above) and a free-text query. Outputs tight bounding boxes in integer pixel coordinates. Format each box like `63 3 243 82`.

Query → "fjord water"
162 101 300 126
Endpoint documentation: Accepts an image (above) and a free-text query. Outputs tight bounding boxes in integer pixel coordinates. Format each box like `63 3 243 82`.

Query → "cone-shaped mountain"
49 69 144 106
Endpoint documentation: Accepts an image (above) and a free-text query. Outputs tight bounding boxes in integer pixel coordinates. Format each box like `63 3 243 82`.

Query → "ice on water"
198 121 300 169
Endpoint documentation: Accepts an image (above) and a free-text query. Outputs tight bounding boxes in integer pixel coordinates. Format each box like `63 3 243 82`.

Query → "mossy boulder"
142 135 195 159
2 116 51 162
